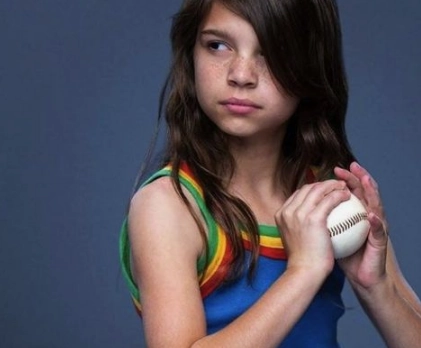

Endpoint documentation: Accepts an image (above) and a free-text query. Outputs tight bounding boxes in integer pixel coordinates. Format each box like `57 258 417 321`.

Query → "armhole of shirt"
119 166 219 302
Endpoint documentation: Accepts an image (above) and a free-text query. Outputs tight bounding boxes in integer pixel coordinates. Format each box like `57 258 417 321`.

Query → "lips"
220 98 262 115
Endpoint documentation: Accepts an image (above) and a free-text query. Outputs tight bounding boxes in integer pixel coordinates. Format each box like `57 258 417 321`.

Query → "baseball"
327 193 370 259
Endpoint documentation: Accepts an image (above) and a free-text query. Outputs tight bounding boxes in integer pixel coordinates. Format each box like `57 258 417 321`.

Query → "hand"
275 180 351 277
333 162 389 289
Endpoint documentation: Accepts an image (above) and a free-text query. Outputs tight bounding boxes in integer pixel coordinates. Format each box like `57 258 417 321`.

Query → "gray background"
1 0 420 347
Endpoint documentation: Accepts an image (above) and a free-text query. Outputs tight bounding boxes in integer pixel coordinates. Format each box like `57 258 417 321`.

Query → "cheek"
194 56 206 91
262 77 300 113
195 61 218 84
284 98 300 116
274 93 300 114
194 67 207 105
194 51 226 87
194 61 211 111
194 61 222 105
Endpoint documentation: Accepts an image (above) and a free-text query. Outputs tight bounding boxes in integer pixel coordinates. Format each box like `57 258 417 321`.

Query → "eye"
207 41 229 51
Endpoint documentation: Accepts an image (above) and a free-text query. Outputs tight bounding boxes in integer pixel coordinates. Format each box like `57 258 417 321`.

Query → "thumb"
367 212 388 248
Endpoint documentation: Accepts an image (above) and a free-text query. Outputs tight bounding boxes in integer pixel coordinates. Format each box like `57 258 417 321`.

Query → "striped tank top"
119 163 345 347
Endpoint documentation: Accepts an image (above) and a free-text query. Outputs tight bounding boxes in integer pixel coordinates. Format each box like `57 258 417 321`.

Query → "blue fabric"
204 252 345 347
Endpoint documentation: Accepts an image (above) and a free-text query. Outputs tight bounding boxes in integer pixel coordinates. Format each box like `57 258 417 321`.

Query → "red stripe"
243 239 287 260
200 241 233 299
132 301 143 317
180 161 194 177
259 246 287 259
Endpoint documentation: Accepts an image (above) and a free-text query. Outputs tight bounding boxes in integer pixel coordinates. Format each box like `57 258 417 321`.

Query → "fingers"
275 180 351 273
360 173 383 215
335 162 384 217
349 162 378 189
281 180 349 221
368 212 388 245
334 162 375 187
333 166 364 200
348 162 379 195
277 180 352 233
310 186 351 219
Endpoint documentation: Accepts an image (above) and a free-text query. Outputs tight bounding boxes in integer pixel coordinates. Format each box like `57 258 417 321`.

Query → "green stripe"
258 224 281 237
177 175 218 274
119 218 140 300
119 167 219 301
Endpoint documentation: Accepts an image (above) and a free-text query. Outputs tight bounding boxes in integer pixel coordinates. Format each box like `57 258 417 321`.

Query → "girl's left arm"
334 163 421 348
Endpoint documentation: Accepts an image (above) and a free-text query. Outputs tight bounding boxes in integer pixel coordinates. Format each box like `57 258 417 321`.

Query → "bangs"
218 0 343 102
219 0 301 95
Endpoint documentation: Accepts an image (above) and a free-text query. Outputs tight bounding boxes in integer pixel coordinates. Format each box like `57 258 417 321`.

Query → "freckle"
210 62 223 70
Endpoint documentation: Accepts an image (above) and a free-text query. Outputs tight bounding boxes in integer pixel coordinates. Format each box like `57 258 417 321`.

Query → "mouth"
219 98 262 114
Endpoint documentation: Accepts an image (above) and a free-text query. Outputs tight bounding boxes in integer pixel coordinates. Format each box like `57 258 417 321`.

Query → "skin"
334 163 421 347
193 3 299 143
128 2 421 347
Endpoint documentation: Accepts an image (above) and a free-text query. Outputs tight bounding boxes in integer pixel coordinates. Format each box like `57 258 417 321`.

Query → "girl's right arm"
129 177 349 348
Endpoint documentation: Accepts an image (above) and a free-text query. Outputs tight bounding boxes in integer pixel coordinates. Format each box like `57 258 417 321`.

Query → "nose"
227 56 258 88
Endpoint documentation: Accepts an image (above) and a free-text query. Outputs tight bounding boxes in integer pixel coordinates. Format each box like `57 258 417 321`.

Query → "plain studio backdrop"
0 0 420 347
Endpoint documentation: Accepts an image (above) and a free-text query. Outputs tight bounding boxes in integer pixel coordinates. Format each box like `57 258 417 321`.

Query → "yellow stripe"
132 295 142 312
200 225 226 285
164 164 204 197
179 169 203 197
241 231 284 249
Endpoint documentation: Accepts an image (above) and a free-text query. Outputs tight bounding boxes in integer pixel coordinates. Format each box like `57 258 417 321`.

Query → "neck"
224 134 287 225
227 132 286 199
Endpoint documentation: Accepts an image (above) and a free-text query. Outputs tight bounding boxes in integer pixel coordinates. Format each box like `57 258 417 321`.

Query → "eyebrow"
199 28 234 42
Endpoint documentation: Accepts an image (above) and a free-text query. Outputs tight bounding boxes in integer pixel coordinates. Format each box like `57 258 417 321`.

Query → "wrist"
351 274 395 304
287 252 334 279
286 261 332 285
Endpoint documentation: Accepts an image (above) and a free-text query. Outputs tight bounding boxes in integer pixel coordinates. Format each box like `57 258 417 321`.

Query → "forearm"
352 276 421 348
191 267 327 348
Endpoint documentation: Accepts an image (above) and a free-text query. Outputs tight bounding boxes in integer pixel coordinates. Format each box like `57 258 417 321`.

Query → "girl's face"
193 1 299 142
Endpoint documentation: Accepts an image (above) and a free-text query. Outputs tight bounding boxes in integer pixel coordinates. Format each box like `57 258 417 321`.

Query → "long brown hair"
136 0 355 280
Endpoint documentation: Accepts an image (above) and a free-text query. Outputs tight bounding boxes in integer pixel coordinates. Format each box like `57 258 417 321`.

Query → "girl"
120 0 421 346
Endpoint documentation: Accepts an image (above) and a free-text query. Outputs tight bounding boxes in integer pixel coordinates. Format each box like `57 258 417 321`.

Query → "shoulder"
129 176 203 231
127 177 208 340
128 176 204 267
130 175 179 213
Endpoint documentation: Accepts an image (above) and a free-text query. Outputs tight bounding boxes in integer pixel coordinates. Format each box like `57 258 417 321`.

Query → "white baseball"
327 193 370 259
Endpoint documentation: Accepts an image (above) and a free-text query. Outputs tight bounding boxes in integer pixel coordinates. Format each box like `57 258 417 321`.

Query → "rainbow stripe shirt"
119 164 345 347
